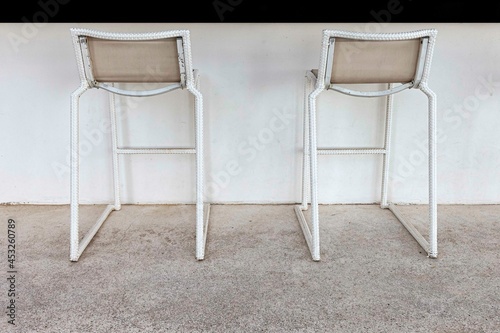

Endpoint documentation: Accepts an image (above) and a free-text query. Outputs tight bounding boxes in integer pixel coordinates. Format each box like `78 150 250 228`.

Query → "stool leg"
295 73 323 261
308 89 322 261
300 72 313 210
422 84 438 258
70 85 88 261
109 93 121 211
196 99 204 260
190 80 206 260
381 84 394 209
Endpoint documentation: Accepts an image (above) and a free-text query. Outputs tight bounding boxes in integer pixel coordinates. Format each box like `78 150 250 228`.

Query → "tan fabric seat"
87 37 181 83
313 39 421 84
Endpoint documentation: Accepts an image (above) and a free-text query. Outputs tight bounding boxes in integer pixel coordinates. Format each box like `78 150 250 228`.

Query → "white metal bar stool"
295 29 438 261
69 29 209 261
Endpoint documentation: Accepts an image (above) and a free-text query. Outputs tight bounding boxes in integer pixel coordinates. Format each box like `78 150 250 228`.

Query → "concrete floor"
0 204 499 333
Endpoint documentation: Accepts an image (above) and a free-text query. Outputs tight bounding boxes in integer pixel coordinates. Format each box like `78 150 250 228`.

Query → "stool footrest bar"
117 148 196 154
318 148 386 155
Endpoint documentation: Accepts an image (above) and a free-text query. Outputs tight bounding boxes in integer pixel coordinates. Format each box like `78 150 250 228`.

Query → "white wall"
1 22 500 205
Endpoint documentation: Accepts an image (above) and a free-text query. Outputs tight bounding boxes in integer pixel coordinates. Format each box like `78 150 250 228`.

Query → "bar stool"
295 29 438 261
69 29 209 261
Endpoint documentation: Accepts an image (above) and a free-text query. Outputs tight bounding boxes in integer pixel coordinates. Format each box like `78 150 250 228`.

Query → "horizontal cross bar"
96 82 183 97
329 82 413 97
116 148 196 154
317 148 386 155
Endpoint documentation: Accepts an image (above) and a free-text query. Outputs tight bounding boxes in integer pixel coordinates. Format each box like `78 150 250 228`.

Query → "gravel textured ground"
0 204 498 332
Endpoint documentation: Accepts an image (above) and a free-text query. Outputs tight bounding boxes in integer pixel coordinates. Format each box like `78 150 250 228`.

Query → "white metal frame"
69 28 209 261
295 29 438 261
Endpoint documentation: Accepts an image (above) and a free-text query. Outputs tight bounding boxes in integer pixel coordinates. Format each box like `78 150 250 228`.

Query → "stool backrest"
86 37 182 83
330 39 421 84
318 29 437 96
71 29 193 96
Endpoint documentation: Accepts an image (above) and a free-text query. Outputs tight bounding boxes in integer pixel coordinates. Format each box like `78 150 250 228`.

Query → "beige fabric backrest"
330 38 422 84
87 37 181 83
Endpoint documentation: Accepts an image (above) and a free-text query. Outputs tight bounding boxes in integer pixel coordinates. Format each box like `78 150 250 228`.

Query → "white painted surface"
1 22 500 204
